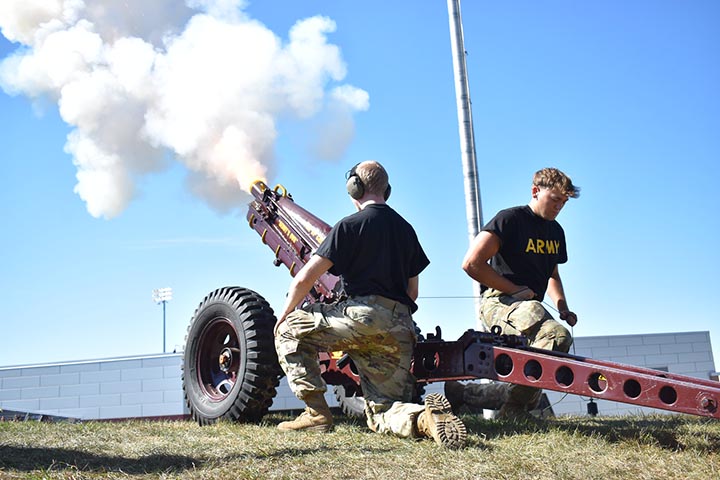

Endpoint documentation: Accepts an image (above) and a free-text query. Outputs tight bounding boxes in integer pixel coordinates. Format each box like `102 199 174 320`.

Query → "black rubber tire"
182 287 282 425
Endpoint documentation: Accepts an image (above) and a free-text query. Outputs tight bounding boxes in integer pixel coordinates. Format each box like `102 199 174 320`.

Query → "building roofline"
0 352 183 371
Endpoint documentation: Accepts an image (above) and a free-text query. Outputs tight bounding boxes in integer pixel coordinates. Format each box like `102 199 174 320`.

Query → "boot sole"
424 393 467 449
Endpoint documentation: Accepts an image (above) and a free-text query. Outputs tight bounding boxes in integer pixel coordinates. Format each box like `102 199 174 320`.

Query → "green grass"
1 413 718 479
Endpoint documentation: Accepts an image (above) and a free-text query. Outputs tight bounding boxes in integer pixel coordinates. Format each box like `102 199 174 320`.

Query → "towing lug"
700 396 717 413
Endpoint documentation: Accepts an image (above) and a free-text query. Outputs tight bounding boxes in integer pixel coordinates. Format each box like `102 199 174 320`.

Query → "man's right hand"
560 310 578 327
511 286 536 301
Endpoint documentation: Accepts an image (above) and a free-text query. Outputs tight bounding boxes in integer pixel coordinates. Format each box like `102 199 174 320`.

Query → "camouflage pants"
479 289 573 352
274 296 425 438
464 289 573 409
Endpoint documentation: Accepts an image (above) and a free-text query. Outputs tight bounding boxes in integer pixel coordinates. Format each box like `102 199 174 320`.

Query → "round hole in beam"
495 353 513 377
422 352 439 371
659 386 677 405
555 366 574 387
623 379 642 399
523 360 543 381
588 372 608 393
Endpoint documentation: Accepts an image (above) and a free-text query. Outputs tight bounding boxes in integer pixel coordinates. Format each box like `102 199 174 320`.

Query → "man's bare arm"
462 231 535 299
276 255 334 330
407 275 419 302
547 266 577 326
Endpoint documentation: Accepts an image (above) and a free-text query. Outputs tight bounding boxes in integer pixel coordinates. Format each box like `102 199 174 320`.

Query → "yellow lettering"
526 238 562 254
526 239 536 253
547 240 556 254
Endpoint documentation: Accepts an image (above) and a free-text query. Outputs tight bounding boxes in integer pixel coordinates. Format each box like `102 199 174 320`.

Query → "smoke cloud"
0 0 368 218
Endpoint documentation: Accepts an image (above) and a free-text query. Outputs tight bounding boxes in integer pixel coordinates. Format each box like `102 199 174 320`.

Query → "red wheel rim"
196 317 241 401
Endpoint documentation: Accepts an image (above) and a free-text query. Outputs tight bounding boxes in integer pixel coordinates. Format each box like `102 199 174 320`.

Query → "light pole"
152 287 173 353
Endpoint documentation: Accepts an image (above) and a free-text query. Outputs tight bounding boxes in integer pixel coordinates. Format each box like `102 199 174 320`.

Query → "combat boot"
277 392 333 432
416 393 467 449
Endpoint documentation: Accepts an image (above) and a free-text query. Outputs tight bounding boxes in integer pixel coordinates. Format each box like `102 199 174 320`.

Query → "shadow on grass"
0 443 399 475
0 445 199 474
1 414 399 474
558 417 720 453
460 414 720 453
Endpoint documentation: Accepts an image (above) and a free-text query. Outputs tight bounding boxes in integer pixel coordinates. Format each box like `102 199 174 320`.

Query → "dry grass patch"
0 413 718 479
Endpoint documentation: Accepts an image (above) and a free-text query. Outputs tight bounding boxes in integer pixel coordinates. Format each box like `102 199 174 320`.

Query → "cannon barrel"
247 181 340 302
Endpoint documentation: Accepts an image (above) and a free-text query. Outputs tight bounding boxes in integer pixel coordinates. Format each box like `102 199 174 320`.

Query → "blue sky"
1 0 718 371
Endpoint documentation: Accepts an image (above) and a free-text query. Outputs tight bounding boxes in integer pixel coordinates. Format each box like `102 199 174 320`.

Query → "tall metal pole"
447 0 496 421
447 0 484 326
153 287 172 354
162 300 167 353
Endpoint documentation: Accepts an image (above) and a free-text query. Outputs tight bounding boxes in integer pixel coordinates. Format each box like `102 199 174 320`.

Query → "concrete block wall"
270 384 332 412
545 331 717 417
0 354 187 420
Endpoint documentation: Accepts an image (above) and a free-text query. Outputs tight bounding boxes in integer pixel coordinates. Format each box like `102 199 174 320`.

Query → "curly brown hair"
533 168 580 198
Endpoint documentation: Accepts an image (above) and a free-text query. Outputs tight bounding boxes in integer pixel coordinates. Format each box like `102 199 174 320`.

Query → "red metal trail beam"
488 346 719 419
412 331 719 419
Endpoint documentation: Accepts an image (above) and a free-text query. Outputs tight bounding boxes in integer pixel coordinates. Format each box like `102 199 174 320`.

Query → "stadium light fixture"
152 287 173 353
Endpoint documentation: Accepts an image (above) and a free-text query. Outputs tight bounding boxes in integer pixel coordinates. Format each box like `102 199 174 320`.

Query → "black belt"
352 295 410 314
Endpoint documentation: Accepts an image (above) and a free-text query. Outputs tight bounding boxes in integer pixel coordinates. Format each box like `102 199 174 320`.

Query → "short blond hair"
533 168 580 198
356 161 390 197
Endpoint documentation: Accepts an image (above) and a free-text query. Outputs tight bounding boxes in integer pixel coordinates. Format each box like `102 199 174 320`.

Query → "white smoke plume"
0 0 369 218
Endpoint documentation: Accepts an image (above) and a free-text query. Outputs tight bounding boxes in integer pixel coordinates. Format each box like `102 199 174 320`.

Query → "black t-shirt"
482 205 567 300
316 204 429 312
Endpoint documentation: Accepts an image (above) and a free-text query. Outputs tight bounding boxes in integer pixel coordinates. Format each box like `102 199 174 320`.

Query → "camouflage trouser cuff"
506 384 542 408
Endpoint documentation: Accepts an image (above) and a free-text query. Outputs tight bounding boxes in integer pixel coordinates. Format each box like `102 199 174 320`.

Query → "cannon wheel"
183 287 282 425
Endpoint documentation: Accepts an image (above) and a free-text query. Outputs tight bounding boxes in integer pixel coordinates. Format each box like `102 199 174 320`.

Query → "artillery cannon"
182 182 720 424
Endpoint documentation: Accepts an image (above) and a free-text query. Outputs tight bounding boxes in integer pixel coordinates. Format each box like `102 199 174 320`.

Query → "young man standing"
274 160 467 449
446 167 580 420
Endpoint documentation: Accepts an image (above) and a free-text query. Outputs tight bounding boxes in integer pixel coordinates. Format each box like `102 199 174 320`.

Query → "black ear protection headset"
345 163 391 201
